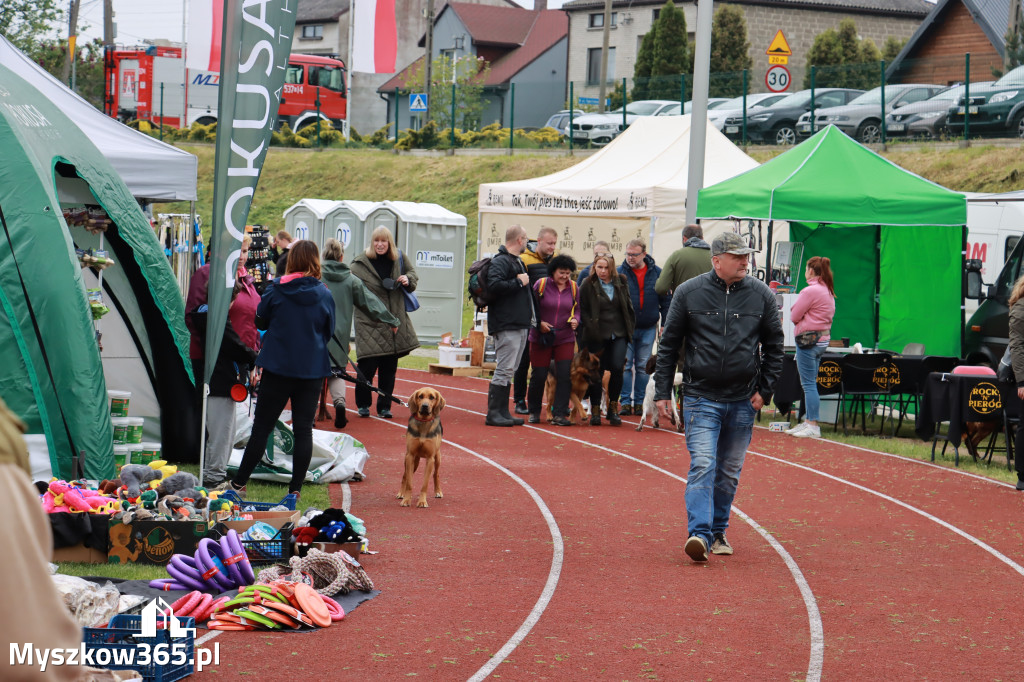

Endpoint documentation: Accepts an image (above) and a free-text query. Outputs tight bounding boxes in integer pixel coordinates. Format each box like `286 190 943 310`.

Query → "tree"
993 23 1024 77
709 4 753 97
881 36 906 63
0 1 64 53
633 0 690 100
804 18 882 90
27 37 106 109
402 54 491 132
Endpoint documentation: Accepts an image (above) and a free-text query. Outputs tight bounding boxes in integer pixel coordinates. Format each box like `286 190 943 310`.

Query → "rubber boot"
607 401 622 426
589 384 602 426
486 383 516 427
333 401 347 429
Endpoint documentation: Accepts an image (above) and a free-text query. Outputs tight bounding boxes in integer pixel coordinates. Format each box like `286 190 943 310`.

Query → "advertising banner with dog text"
204 0 296 383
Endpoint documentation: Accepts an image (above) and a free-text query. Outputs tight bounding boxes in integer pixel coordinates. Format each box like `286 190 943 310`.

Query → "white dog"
636 371 683 432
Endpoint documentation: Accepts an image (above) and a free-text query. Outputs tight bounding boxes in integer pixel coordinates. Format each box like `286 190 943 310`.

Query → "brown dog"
399 387 446 507
544 347 603 423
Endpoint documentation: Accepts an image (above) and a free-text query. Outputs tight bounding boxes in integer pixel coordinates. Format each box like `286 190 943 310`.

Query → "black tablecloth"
915 372 1019 443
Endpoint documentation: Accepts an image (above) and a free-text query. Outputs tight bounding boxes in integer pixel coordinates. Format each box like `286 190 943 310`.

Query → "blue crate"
83 614 195 682
219 489 297 511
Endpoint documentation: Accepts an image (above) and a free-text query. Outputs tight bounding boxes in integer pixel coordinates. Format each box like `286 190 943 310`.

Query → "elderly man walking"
654 232 784 562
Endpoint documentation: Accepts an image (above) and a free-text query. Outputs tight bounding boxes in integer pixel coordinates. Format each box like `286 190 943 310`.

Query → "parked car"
886 82 995 139
565 100 678 145
796 84 948 143
946 64 1024 137
652 98 731 116
543 109 584 136
722 88 863 145
710 93 788 131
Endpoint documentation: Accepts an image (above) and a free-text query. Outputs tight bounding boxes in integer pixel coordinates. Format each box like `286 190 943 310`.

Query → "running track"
202 368 1024 680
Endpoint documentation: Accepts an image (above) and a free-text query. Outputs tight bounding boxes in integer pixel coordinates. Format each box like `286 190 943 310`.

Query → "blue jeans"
682 395 756 546
620 325 658 405
795 344 827 421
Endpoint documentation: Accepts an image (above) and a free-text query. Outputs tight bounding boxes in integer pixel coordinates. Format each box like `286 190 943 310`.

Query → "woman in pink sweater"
787 256 836 439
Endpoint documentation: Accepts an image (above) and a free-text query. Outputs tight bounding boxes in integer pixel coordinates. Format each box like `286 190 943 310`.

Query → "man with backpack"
483 225 534 427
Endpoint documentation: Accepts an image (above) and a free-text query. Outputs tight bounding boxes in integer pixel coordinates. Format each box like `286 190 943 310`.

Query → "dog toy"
156 472 199 497
321 519 359 544
292 526 319 546
119 464 163 498
98 479 121 496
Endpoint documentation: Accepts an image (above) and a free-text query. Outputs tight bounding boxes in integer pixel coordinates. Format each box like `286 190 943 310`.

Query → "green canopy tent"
696 125 967 357
0 52 193 480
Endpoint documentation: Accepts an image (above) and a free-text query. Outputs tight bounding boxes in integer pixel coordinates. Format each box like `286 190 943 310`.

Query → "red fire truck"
104 46 347 132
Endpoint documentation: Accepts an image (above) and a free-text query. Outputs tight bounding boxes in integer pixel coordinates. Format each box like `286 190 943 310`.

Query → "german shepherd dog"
544 347 603 424
399 388 445 508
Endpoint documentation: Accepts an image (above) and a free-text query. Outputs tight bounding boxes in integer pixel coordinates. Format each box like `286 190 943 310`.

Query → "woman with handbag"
579 253 634 426
527 255 581 426
1005 273 1024 490
350 227 420 419
788 256 837 439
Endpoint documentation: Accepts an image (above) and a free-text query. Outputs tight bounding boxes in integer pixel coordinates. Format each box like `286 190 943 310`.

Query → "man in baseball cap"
652 230 784 562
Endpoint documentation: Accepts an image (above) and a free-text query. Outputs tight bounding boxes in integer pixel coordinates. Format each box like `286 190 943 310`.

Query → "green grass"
56 464 334 580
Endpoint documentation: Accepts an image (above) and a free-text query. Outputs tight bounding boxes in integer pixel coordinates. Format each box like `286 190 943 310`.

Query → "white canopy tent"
477 115 763 265
0 34 198 203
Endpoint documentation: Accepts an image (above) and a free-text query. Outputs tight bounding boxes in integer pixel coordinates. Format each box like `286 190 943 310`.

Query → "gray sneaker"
711 534 734 556
684 535 709 562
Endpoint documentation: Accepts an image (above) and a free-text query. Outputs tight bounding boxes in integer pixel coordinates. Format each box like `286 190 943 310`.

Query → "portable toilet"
282 199 337 245
362 203 400 251
322 200 380 263
371 201 467 344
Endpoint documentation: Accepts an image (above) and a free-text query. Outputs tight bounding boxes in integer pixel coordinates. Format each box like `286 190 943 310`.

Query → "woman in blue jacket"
228 240 335 499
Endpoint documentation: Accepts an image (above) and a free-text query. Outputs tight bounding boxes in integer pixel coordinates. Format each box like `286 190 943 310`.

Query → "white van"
965 190 1024 315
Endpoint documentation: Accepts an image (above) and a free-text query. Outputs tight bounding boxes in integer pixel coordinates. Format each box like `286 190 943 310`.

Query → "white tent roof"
477 115 758 218
0 34 197 202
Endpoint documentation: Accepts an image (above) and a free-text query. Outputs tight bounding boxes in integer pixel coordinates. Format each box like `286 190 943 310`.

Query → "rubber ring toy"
218 534 247 587
148 578 189 591
196 538 235 591
246 604 300 629
239 585 288 603
208 595 231 615
234 608 281 629
321 595 345 622
190 593 216 622
293 583 331 628
260 600 314 627
169 591 203 616
224 530 255 584
166 555 209 592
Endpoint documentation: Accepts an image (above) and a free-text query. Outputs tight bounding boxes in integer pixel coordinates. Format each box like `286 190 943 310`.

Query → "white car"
707 93 788 130
564 100 678 145
653 98 732 117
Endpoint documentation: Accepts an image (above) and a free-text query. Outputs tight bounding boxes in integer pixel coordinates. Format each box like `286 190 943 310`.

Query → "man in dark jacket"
618 239 670 415
654 232 784 562
655 224 713 295
485 225 534 426
512 226 558 414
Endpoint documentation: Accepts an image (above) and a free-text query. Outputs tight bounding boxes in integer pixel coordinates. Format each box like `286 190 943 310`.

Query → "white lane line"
362 412 564 682
195 630 220 646
389 389 824 682
341 481 352 512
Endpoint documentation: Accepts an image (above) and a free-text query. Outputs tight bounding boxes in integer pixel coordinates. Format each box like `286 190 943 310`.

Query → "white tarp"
0 34 198 202
477 115 760 264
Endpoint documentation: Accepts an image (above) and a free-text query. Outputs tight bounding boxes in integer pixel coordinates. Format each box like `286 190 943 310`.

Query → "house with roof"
887 0 1020 85
378 3 569 130
560 0 932 101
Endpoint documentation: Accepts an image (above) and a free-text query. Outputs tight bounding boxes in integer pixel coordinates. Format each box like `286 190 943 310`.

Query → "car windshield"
994 65 1024 87
846 85 906 106
771 91 811 108
615 101 667 115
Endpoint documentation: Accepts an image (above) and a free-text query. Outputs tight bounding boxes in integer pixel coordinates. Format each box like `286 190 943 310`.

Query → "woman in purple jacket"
527 255 581 426
788 256 837 439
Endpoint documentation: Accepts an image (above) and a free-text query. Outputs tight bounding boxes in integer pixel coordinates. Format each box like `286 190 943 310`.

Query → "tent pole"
765 220 773 283
199 384 209 483
648 216 657 256
961 224 967 358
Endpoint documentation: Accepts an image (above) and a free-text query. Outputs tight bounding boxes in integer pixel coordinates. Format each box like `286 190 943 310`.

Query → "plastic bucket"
108 390 131 417
125 417 144 444
113 444 130 468
111 417 130 444
136 442 161 465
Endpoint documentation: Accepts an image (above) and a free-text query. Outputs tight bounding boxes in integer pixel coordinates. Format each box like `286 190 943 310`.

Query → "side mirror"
965 269 985 300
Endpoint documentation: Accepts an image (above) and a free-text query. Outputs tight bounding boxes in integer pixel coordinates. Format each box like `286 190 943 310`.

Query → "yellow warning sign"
768 55 788 65
766 30 792 57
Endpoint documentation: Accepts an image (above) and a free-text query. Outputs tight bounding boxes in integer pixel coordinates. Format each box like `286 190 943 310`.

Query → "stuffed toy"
308 507 348 530
207 498 232 513
43 481 115 513
99 479 122 496
139 489 158 510
292 526 319 546
156 472 199 497
320 519 360 544
119 464 163 498
173 488 209 509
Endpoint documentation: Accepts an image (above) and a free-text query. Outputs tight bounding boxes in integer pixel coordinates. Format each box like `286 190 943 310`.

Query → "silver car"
709 93 788 131
796 84 947 143
565 100 678 145
653 98 732 117
886 82 995 139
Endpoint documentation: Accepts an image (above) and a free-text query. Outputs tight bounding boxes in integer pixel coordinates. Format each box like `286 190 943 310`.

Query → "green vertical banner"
204 0 297 383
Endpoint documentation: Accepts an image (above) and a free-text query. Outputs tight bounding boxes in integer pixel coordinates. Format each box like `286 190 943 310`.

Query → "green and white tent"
697 125 967 357
0 41 195 480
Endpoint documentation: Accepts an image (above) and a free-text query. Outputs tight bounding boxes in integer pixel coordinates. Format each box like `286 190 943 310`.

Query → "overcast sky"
74 0 565 45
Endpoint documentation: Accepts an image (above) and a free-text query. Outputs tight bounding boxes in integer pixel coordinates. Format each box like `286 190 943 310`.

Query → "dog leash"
329 334 405 407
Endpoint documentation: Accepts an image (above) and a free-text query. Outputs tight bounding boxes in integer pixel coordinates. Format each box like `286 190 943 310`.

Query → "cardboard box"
53 543 108 564
438 346 471 367
107 519 208 565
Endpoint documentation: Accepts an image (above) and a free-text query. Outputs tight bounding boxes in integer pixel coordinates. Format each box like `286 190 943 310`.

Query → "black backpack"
467 257 493 309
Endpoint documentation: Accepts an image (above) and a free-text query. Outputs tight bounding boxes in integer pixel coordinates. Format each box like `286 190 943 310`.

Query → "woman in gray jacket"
321 239 400 428
1006 273 1024 490
350 227 420 418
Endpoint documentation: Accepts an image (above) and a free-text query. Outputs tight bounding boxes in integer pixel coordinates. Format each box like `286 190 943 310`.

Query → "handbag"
795 330 823 350
998 345 1016 383
538 329 557 347
397 250 420 312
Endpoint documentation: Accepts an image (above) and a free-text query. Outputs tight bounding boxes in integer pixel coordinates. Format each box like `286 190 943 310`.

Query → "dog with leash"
398 387 445 508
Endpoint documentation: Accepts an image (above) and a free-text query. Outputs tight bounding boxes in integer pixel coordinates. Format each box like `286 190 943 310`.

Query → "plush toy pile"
290 507 365 548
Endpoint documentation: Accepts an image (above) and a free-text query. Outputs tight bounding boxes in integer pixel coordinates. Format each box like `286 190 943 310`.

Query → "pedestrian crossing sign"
410 93 428 112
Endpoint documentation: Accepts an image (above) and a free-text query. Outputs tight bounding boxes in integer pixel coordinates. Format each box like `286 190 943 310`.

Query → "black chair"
839 353 894 434
885 355 958 436
912 356 960 440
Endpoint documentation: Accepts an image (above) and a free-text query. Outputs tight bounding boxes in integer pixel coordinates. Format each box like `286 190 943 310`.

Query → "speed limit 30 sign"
765 65 791 92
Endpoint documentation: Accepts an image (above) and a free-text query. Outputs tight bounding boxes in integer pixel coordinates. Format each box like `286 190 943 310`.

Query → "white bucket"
111 417 131 444
108 390 131 417
136 442 161 465
113 443 131 468
125 417 144 444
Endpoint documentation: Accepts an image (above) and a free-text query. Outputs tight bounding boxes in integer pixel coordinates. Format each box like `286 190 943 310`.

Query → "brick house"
378 3 569 130
560 0 932 101
887 0 1020 86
